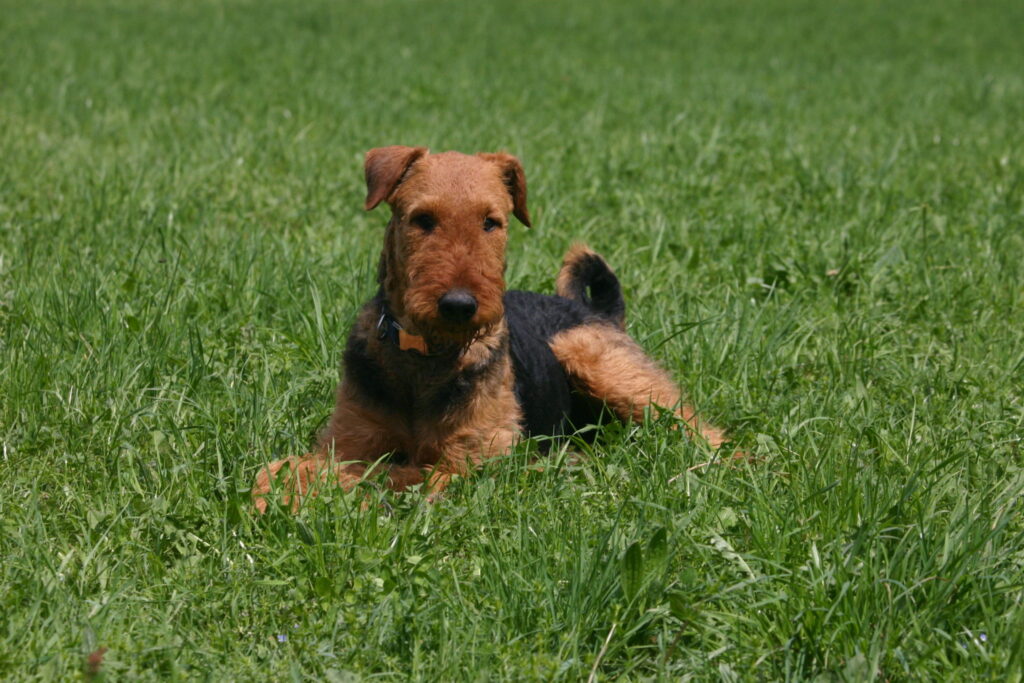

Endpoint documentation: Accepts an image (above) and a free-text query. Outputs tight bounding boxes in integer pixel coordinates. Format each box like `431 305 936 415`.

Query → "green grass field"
2 0 1023 679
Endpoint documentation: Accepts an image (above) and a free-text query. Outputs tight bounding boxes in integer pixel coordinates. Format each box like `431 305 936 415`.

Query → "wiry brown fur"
252 147 726 513
376 149 526 346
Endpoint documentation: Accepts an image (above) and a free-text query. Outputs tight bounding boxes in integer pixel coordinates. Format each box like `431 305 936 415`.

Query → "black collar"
375 306 402 345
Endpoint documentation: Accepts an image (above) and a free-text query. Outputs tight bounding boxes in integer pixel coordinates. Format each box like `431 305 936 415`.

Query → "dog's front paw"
251 455 319 514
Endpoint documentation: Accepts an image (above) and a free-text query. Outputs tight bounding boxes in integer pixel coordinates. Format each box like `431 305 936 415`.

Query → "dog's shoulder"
340 297 394 408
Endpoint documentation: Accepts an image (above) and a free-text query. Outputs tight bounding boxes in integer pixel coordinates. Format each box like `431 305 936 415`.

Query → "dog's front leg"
423 422 521 500
251 384 401 513
251 454 370 514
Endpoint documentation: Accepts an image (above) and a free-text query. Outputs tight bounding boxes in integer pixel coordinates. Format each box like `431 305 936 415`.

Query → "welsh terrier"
252 146 726 512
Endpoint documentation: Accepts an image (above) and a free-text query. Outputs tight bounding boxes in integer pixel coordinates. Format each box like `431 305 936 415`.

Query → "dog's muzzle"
437 289 478 323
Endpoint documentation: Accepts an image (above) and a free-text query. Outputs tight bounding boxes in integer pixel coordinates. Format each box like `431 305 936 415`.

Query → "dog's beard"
417 319 496 351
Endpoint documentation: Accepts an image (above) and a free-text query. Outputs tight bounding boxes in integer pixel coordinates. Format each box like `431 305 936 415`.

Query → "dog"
252 146 726 512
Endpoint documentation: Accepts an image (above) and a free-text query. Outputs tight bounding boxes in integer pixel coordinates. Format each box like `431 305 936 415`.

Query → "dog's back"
506 245 626 438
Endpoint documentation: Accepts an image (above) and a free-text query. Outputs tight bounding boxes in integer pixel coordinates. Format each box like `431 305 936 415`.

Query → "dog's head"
364 146 531 345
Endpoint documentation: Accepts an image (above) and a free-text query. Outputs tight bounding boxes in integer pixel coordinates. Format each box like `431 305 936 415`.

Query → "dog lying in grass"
252 146 726 512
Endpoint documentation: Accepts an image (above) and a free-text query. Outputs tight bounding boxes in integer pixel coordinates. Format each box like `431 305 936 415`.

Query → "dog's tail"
556 243 626 329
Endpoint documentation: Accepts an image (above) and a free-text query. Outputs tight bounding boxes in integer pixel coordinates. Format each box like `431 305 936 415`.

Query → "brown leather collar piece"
377 306 430 355
398 328 429 354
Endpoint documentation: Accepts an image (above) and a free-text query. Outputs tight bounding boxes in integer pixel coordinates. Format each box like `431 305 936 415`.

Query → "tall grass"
1 0 1022 678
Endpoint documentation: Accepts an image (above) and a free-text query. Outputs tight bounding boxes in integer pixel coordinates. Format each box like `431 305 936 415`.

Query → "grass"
2 0 1023 678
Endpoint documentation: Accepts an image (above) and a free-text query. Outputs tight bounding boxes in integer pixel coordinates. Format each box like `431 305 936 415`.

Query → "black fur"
505 291 608 439
343 294 506 420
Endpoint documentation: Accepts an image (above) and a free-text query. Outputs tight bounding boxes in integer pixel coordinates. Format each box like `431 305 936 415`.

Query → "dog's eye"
410 213 437 232
483 217 501 232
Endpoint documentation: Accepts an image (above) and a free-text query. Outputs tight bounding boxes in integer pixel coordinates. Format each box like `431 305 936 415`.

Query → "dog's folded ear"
478 153 532 228
364 146 429 211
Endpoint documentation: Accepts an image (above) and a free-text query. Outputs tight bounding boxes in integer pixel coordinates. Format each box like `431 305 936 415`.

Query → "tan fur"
555 243 597 298
548 323 727 448
381 152 517 345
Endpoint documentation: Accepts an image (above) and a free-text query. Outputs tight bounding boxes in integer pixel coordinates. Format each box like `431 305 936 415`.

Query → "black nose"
438 289 478 323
